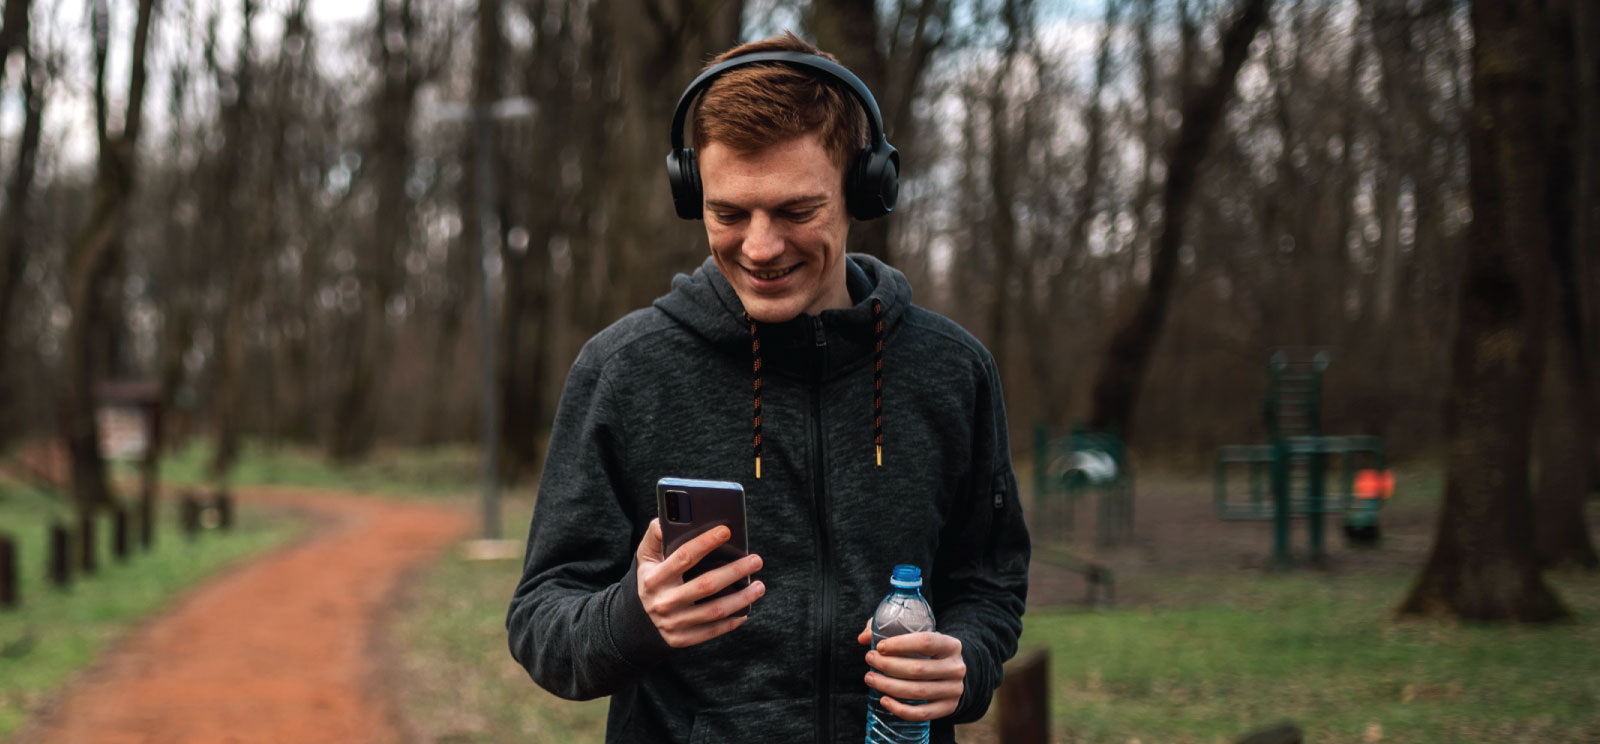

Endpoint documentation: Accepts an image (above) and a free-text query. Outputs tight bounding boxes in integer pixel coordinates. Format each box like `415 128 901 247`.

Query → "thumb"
857 620 872 646
638 519 665 563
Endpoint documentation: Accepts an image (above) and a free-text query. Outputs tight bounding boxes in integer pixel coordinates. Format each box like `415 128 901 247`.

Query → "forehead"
699 134 844 205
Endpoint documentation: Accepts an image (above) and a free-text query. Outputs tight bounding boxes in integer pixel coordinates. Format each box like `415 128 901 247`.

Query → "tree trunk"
809 0 889 263
1535 322 1599 570
328 0 419 462
1532 0 1598 571
1086 0 1271 440
0 47 42 448
1398 0 1569 621
207 0 260 481
62 0 157 512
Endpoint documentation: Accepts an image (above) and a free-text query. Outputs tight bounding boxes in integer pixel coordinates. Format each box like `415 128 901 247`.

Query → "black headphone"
666 50 900 222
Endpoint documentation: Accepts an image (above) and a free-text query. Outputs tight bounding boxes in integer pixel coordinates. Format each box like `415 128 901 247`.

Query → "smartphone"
656 477 751 615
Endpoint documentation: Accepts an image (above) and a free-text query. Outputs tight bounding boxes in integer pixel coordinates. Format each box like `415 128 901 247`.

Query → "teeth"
751 267 793 280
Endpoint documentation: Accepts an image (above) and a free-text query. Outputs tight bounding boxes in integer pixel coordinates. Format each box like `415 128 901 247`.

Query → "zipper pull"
812 315 826 347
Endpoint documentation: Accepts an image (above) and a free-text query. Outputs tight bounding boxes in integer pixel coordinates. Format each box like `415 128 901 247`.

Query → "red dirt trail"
14 488 472 744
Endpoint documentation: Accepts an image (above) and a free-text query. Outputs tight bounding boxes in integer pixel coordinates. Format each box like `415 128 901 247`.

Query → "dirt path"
14 487 472 744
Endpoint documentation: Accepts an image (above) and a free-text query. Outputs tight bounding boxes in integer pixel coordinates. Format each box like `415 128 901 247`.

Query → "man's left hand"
856 623 966 721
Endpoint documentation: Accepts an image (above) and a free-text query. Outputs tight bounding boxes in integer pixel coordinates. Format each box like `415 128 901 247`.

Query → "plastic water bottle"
865 564 936 744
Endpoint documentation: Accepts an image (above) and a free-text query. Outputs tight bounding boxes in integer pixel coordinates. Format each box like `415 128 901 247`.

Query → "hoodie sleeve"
931 352 1031 724
506 358 673 701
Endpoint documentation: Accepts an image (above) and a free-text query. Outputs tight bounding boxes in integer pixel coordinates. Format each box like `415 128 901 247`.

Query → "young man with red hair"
508 33 1029 743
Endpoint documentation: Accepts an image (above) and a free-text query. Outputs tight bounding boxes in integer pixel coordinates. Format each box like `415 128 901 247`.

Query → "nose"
742 211 784 264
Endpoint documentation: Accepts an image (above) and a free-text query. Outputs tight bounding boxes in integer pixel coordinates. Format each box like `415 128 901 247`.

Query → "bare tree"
1086 0 1271 440
60 0 158 511
1532 0 1598 571
809 0 954 264
0 7 41 447
1398 0 1570 621
326 0 440 461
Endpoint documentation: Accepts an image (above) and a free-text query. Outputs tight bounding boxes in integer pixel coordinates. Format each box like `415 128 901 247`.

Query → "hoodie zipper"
809 314 836 744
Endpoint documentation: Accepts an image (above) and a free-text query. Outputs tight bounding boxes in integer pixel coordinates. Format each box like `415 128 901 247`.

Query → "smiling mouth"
747 265 800 281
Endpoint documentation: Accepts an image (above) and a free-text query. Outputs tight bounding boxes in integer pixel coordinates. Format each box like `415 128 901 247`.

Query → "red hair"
691 32 870 174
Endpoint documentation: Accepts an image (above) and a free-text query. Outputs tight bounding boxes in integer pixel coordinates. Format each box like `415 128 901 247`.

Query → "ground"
1024 468 1448 607
5 465 1596 743
8 487 470 744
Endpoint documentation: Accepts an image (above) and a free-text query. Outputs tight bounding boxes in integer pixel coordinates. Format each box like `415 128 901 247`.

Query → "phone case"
656 477 751 615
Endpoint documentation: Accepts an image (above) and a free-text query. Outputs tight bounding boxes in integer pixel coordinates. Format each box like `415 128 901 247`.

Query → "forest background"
0 0 1595 610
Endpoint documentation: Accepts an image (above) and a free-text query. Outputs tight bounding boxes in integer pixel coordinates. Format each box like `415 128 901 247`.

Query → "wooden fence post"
139 491 155 550
216 491 234 531
1235 723 1303 744
999 648 1050 744
49 523 72 588
78 511 97 575
0 534 17 609
112 504 131 561
180 494 200 540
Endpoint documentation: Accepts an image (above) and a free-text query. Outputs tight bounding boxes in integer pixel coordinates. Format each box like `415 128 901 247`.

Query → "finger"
673 579 766 627
874 631 961 659
865 673 963 706
673 552 763 604
875 692 957 723
865 650 965 681
664 525 733 577
857 621 872 646
663 612 750 649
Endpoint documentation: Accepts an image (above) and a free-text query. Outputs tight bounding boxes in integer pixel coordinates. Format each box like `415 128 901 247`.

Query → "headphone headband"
669 50 887 151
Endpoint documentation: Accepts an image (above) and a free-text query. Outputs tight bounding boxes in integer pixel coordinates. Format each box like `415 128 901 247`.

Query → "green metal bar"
1308 447 1326 563
1271 435 1291 568
1034 424 1047 512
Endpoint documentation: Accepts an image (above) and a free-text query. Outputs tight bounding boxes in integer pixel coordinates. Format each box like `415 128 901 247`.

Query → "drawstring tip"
875 445 882 467
755 457 762 479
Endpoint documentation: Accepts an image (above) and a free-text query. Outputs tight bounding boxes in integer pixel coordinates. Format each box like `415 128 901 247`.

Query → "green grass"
1029 572 1600 743
0 481 304 739
143 439 496 499
390 497 611 742
389 495 1600 743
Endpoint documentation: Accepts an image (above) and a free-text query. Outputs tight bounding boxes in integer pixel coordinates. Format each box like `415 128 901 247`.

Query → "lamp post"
436 96 535 541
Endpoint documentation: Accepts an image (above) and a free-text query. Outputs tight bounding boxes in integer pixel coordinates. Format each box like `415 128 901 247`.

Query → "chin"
741 297 804 324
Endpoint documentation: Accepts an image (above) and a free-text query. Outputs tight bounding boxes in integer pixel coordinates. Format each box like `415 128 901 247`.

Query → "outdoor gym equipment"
1033 424 1133 548
1213 351 1392 566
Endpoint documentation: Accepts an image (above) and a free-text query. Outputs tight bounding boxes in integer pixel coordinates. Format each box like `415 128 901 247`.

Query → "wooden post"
78 510 97 575
999 648 1050 744
0 534 17 609
216 491 234 531
180 493 199 539
139 491 155 550
1235 722 1303 744
112 504 131 561
49 523 72 588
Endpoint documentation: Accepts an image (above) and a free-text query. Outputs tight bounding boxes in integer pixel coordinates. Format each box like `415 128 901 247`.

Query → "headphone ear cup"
846 144 900 221
666 148 703 220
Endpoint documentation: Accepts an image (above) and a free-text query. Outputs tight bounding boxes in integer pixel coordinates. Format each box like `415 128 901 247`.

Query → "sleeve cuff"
605 560 674 672
950 631 996 723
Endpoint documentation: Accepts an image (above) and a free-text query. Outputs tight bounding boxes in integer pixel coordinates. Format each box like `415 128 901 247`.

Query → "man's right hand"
636 518 765 648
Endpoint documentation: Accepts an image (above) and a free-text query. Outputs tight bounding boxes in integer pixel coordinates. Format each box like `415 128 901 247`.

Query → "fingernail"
719 526 731 539
753 581 765 596
749 554 763 569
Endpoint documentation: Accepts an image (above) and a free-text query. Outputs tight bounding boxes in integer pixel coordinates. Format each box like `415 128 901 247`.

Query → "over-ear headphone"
666 50 900 222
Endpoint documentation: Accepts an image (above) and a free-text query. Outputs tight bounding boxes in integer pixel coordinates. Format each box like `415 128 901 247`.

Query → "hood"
653 253 913 381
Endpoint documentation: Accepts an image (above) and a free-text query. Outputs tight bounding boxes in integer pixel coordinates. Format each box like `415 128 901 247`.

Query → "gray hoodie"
507 255 1029 744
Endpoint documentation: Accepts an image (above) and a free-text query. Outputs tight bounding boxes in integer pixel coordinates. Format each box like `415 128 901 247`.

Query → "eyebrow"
705 195 828 211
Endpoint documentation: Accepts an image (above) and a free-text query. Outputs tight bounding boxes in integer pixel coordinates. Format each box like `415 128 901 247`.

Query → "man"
507 32 1029 744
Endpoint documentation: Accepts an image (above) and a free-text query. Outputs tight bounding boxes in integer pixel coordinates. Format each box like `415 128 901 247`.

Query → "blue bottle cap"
889 564 922 588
